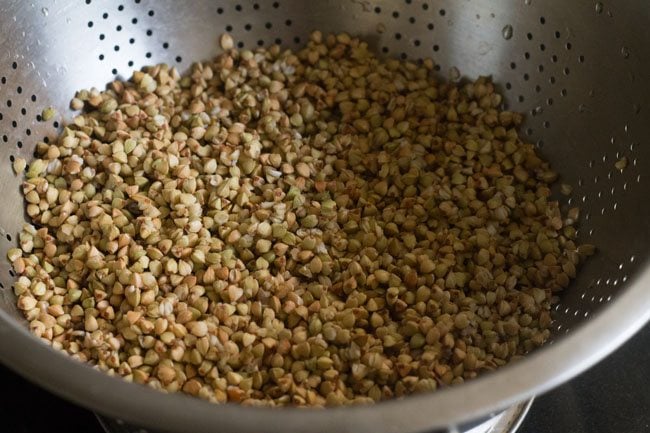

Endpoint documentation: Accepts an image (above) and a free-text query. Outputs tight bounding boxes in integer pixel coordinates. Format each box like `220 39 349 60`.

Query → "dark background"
520 321 650 432
3 322 650 433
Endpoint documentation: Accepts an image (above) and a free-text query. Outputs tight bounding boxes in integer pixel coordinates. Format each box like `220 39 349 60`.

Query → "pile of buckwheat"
8 31 594 406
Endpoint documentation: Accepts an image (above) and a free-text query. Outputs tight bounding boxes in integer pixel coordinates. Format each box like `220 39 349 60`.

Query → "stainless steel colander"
0 1 648 432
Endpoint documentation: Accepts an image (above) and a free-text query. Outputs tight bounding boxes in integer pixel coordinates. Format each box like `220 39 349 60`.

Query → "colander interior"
0 1 648 432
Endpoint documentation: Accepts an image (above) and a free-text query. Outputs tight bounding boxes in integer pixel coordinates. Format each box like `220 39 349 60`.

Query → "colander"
0 1 648 432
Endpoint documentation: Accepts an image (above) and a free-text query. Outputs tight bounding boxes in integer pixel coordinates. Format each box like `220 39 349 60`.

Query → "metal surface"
0 1 647 433
96 400 533 433
488 399 532 433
